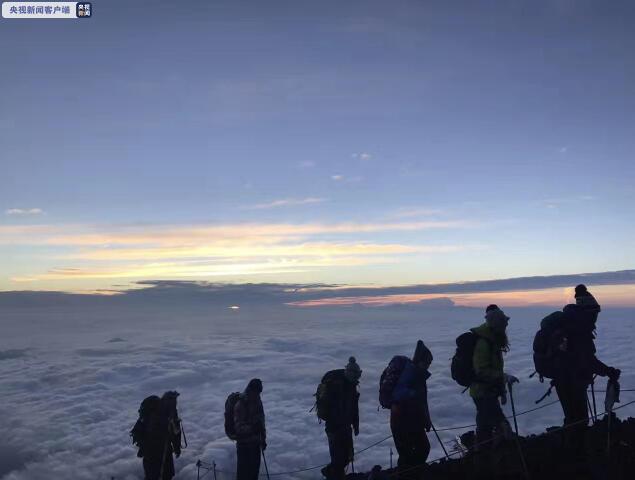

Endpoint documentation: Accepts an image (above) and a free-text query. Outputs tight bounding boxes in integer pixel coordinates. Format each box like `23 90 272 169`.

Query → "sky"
1 0 635 295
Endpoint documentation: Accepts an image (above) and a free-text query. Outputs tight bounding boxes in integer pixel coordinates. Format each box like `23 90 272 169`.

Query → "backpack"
379 356 410 408
130 395 162 457
314 369 347 421
533 311 566 379
450 332 479 387
224 392 241 440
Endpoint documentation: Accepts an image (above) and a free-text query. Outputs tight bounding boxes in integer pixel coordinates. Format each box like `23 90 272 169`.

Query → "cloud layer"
1 299 634 480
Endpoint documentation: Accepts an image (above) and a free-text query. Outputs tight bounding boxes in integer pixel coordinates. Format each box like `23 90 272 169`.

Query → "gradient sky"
1 0 634 292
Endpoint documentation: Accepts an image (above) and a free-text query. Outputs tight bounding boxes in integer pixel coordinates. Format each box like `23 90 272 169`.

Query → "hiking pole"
508 382 531 480
586 395 596 425
261 449 271 480
390 447 393 469
196 460 201 480
607 410 612 463
508 382 519 436
430 423 450 460
351 449 356 474
261 436 271 480
591 377 598 423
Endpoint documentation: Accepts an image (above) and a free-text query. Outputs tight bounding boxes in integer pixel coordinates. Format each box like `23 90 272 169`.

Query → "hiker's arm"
473 339 504 386
352 391 360 434
172 432 182 457
260 402 266 442
591 356 619 379
422 384 432 431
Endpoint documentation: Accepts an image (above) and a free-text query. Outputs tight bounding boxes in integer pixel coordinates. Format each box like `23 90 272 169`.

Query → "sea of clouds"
1 294 634 480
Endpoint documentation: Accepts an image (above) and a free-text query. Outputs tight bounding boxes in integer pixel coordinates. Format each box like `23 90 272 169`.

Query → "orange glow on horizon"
289 284 635 308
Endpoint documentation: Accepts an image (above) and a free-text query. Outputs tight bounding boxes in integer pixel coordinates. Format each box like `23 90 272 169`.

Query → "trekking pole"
180 419 188 448
389 447 393 469
508 383 519 436
261 436 271 480
586 395 596 425
591 377 598 423
213 460 217 480
508 382 531 480
158 436 169 480
351 450 356 474
196 460 201 480
430 423 450 460
607 410 612 463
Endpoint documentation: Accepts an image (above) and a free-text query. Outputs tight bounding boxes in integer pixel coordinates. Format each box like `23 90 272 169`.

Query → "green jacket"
469 323 505 399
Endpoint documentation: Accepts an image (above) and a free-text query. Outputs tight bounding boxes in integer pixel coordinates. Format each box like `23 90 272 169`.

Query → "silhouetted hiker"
231 378 267 480
315 357 361 480
390 340 433 480
469 305 516 448
131 391 182 480
553 286 620 447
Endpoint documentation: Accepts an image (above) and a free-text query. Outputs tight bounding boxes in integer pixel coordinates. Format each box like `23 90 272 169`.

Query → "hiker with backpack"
533 285 620 446
227 378 267 480
130 391 183 480
315 357 362 480
389 340 433 479
455 305 516 449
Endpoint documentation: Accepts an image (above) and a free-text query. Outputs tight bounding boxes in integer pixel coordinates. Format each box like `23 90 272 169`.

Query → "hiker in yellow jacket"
470 305 518 447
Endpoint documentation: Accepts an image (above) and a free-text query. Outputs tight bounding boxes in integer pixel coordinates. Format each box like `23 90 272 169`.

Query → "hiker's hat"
344 356 362 382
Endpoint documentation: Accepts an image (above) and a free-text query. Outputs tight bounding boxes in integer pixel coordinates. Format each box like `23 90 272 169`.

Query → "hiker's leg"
161 453 176 480
555 381 574 425
143 457 159 480
143 449 165 480
412 431 430 465
236 443 246 480
250 443 262 480
391 418 409 467
555 381 587 452
327 429 348 480
571 383 589 428
473 397 497 447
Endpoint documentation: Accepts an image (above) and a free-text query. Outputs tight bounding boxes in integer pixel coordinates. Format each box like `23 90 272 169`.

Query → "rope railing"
196 390 634 478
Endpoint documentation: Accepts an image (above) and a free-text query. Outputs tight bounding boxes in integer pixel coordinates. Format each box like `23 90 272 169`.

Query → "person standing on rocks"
234 378 267 480
470 305 517 447
390 340 433 480
554 285 620 446
318 357 362 480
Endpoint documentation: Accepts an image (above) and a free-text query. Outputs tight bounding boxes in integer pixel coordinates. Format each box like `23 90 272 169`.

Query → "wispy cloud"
351 152 372 161
5 208 44 216
2 219 474 284
331 174 344 181
245 197 326 210
542 195 595 209
393 207 443 218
